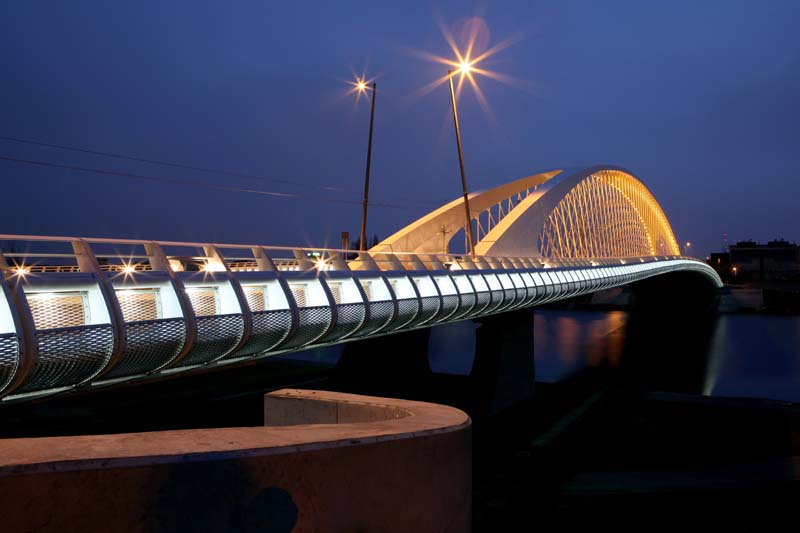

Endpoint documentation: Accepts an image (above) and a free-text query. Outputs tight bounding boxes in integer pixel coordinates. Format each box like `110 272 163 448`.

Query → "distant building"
727 240 800 282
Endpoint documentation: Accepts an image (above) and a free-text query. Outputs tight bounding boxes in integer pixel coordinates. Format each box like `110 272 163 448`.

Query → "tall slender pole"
359 82 377 252
448 70 476 256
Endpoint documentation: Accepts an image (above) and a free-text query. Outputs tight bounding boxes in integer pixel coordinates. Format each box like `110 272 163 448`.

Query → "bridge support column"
334 328 433 399
622 271 720 394
470 308 536 416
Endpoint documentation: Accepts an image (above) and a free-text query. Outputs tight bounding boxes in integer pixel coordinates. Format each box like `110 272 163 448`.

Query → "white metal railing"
0 234 722 402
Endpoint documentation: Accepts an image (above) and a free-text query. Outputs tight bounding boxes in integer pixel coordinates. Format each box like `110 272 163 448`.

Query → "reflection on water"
705 314 800 402
532 310 627 382
286 310 800 403
427 310 627 380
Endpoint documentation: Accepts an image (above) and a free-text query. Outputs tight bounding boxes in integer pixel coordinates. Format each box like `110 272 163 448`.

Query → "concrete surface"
0 389 472 532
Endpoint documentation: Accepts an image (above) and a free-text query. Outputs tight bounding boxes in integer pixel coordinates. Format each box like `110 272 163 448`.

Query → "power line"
0 154 432 212
0 134 349 193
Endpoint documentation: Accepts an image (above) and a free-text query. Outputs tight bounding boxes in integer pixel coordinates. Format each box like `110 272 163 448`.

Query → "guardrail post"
70 239 127 382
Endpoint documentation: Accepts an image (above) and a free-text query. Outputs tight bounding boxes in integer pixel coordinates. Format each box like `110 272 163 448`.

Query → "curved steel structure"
373 166 680 258
0 166 720 402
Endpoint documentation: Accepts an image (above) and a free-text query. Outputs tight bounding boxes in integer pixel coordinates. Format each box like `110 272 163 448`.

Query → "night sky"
2 1 798 258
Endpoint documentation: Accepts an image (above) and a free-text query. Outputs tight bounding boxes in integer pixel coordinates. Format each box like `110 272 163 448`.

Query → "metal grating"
406 296 440 328
327 283 342 305
102 318 186 379
354 300 395 337
359 280 373 301
450 292 476 320
500 289 518 310
0 333 19 394
116 289 159 323
230 309 293 357
434 294 460 323
470 292 492 317
27 292 87 330
280 306 331 349
485 290 506 313
319 303 366 342
175 313 244 367
289 284 307 308
243 286 267 313
15 324 114 393
187 287 219 317
390 297 419 331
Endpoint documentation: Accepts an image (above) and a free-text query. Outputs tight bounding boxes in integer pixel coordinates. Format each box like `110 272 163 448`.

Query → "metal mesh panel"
280 306 331 349
389 298 419 331
327 283 342 305
187 287 219 317
354 300 395 337
406 296 440 328
0 333 19 393
434 294 460 323
15 324 114 393
501 289 518 309
27 292 86 330
359 280 373 301
175 313 244 367
102 318 186 379
319 303 366 342
470 292 492 317
289 285 307 308
231 309 293 357
449 292 476 320
243 286 267 313
116 289 159 323
483 291 505 314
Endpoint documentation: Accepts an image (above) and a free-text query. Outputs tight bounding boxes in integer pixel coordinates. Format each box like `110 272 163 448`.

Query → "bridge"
0 166 721 402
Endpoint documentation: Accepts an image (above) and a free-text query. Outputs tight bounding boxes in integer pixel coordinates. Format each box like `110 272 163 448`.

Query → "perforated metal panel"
449 292 476 320
500 289 518 310
359 280 373 301
102 318 186 379
27 292 87 330
486 290 506 313
389 298 419 331
280 306 331 349
327 283 342 305
175 313 244 367
434 294 460 323
319 303 366 342
406 295 440 328
117 289 159 322
0 333 19 394
354 300 395 337
230 309 293 357
187 287 219 317
243 286 267 312
15 324 114 394
290 285 307 308
469 292 492 317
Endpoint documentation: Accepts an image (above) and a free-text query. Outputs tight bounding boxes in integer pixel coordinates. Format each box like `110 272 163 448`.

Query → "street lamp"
354 79 377 252
684 241 692 256
448 61 476 255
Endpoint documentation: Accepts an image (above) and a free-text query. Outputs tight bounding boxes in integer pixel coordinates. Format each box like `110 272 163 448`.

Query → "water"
291 310 800 403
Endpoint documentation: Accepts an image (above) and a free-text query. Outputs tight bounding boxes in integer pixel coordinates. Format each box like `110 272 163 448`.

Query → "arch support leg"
470 308 536 415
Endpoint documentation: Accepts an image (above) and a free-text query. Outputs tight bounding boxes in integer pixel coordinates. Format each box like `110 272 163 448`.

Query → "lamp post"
448 64 476 255
357 81 377 252
684 241 692 256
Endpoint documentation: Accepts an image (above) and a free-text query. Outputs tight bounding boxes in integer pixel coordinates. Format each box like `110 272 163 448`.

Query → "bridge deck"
0 234 721 402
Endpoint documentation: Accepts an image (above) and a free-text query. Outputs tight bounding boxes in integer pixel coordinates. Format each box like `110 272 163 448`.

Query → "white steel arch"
373 166 680 258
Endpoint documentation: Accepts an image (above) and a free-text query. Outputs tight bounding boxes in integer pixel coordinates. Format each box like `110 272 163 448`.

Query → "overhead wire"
0 154 436 212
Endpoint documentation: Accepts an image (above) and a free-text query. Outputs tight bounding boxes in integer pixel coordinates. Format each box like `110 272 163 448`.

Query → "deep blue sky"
2 1 798 258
